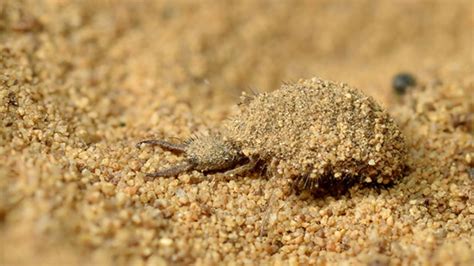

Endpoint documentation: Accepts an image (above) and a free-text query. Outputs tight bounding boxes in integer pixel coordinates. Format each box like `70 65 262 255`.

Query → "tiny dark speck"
7 92 19 107
392 72 416 95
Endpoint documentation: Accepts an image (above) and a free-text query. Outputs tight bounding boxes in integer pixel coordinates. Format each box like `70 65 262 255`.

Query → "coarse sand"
0 0 473 265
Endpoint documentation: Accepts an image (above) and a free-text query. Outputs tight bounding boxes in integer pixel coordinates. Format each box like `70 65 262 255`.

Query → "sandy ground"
0 0 473 265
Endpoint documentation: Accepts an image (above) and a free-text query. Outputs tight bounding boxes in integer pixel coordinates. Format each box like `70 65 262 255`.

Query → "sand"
0 0 473 265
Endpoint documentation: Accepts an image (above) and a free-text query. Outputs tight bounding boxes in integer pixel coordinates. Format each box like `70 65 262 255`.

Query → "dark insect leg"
136 139 186 153
146 162 193 178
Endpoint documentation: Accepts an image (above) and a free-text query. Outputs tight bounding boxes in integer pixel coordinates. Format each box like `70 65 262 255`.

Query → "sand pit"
1 1 473 265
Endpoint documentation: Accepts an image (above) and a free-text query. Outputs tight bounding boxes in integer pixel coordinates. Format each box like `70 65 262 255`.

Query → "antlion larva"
138 77 407 196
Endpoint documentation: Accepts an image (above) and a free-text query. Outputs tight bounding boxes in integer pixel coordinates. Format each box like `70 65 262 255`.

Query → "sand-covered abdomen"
226 78 407 188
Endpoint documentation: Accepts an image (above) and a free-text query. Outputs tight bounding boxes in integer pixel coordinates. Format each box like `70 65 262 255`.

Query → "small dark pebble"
7 92 19 107
392 72 416 95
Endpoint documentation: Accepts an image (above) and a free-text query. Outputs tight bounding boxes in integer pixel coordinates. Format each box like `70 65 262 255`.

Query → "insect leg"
259 176 290 238
136 139 186 153
259 186 275 237
146 162 193 178
220 158 258 177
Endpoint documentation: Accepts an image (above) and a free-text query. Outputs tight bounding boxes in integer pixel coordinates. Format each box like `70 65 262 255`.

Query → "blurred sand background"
0 0 473 265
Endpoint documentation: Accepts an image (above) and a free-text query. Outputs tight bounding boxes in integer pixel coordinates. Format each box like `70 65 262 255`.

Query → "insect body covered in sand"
138 78 407 196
